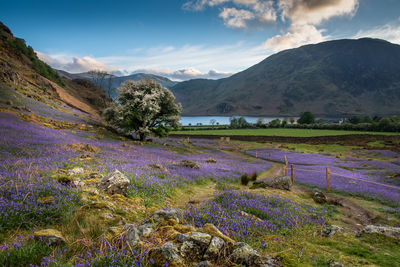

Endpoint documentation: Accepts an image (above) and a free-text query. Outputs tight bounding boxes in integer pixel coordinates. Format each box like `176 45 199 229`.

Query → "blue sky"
2 0 400 80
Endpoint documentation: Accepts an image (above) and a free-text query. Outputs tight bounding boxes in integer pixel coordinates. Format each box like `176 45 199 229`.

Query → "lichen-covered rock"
329 261 344 267
174 224 196 233
124 224 141 246
98 169 130 195
190 232 212 249
180 240 203 261
175 233 190 243
313 191 327 204
68 167 84 176
176 160 200 169
252 176 292 191
230 242 261 266
149 241 183 267
321 225 345 237
357 225 400 239
152 208 184 224
34 229 65 246
200 223 234 243
258 256 281 267
204 236 225 260
138 223 155 236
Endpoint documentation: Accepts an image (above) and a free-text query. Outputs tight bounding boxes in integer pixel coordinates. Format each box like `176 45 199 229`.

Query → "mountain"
57 70 177 99
171 38 400 116
0 22 109 115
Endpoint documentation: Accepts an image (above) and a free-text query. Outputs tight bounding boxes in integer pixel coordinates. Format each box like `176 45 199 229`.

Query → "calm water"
180 116 294 126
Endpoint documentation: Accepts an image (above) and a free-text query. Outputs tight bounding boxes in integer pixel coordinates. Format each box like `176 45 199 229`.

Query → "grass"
172 128 400 137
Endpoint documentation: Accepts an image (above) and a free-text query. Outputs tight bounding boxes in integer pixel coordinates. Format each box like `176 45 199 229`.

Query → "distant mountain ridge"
171 38 400 116
58 70 177 98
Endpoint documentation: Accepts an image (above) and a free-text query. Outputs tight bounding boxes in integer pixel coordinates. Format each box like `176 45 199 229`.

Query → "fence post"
326 167 330 192
291 164 295 183
256 151 258 158
283 165 286 176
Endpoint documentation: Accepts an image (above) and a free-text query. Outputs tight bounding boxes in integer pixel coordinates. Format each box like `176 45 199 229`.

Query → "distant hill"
171 38 400 116
0 22 110 115
58 71 177 99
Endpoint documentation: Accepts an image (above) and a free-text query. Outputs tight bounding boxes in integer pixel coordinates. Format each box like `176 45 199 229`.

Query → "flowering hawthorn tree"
103 79 182 141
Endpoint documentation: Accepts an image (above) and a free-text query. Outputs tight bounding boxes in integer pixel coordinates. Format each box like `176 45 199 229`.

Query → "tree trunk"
139 133 146 142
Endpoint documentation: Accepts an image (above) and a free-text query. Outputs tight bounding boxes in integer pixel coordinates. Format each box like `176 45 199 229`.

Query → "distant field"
171 128 400 137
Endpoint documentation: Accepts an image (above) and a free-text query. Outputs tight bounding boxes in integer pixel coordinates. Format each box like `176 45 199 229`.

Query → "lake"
180 116 295 126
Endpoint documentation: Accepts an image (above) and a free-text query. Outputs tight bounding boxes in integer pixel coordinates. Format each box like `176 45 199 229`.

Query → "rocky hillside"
171 38 400 116
0 22 109 115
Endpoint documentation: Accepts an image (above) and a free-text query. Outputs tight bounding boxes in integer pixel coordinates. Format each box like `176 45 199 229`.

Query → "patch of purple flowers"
185 190 327 241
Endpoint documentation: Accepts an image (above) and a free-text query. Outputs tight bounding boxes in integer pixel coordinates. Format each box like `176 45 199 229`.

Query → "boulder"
357 225 400 239
321 225 345 237
176 160 200 169
200 223 234 243
149 241 183 267
151 208 184 224
175 233 190 243
180 240 203 261
204 236 225 260
98 170 130 195
124 224 140 246
68 167 84 176
230 242 261 266
34 229 65 246
252 176 292 191
205 158 217 163
313 191 327 204
138 223 155 236
189 232 212 250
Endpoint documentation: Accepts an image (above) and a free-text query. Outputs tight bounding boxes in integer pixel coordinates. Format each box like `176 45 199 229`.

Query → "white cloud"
184 0 276 28
36 51 117 73
278 0 359 26
353 18 400 44
219 8 255 28
264 24 327 52
263 0 358 52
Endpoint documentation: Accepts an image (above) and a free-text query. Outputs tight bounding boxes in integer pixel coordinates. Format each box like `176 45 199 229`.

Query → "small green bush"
241 174 250 185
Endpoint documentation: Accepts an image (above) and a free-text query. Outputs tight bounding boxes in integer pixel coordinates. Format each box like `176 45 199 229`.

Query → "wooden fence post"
326 167 331 192
291 164 295 183
255 151 258 158
283 165 286 176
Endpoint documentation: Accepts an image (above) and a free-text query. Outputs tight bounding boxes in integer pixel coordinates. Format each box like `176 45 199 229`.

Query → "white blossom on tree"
103 79 182 141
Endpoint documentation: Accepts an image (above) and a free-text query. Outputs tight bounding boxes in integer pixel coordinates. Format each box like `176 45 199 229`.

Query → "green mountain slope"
171 38 400 116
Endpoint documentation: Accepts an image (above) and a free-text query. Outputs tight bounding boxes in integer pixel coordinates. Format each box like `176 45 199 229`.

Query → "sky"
1 0 400 80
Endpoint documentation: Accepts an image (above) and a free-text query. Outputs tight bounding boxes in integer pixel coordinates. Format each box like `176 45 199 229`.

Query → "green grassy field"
172 128 400 137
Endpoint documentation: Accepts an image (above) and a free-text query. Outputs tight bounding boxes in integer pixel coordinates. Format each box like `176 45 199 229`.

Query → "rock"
230 242 261 266
195 261 213 267
329 261 344 267
98 170 130 195
200 223 234 243
321 225 345 237
180 240 203 261
176 160 200 169
204 236 225 260
258 256 280 267
124 224 141 246
57 176 83 187
313 191 327 204
151 208 184 224
34 229 65 246
205 158 217 163
189 232 212 250
103 213 114 220
149 241 183 267
68 167 84 176
357 225 400 239
175 233 190 243
252 176 292 191
138 223 155 236
148 163 169 174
